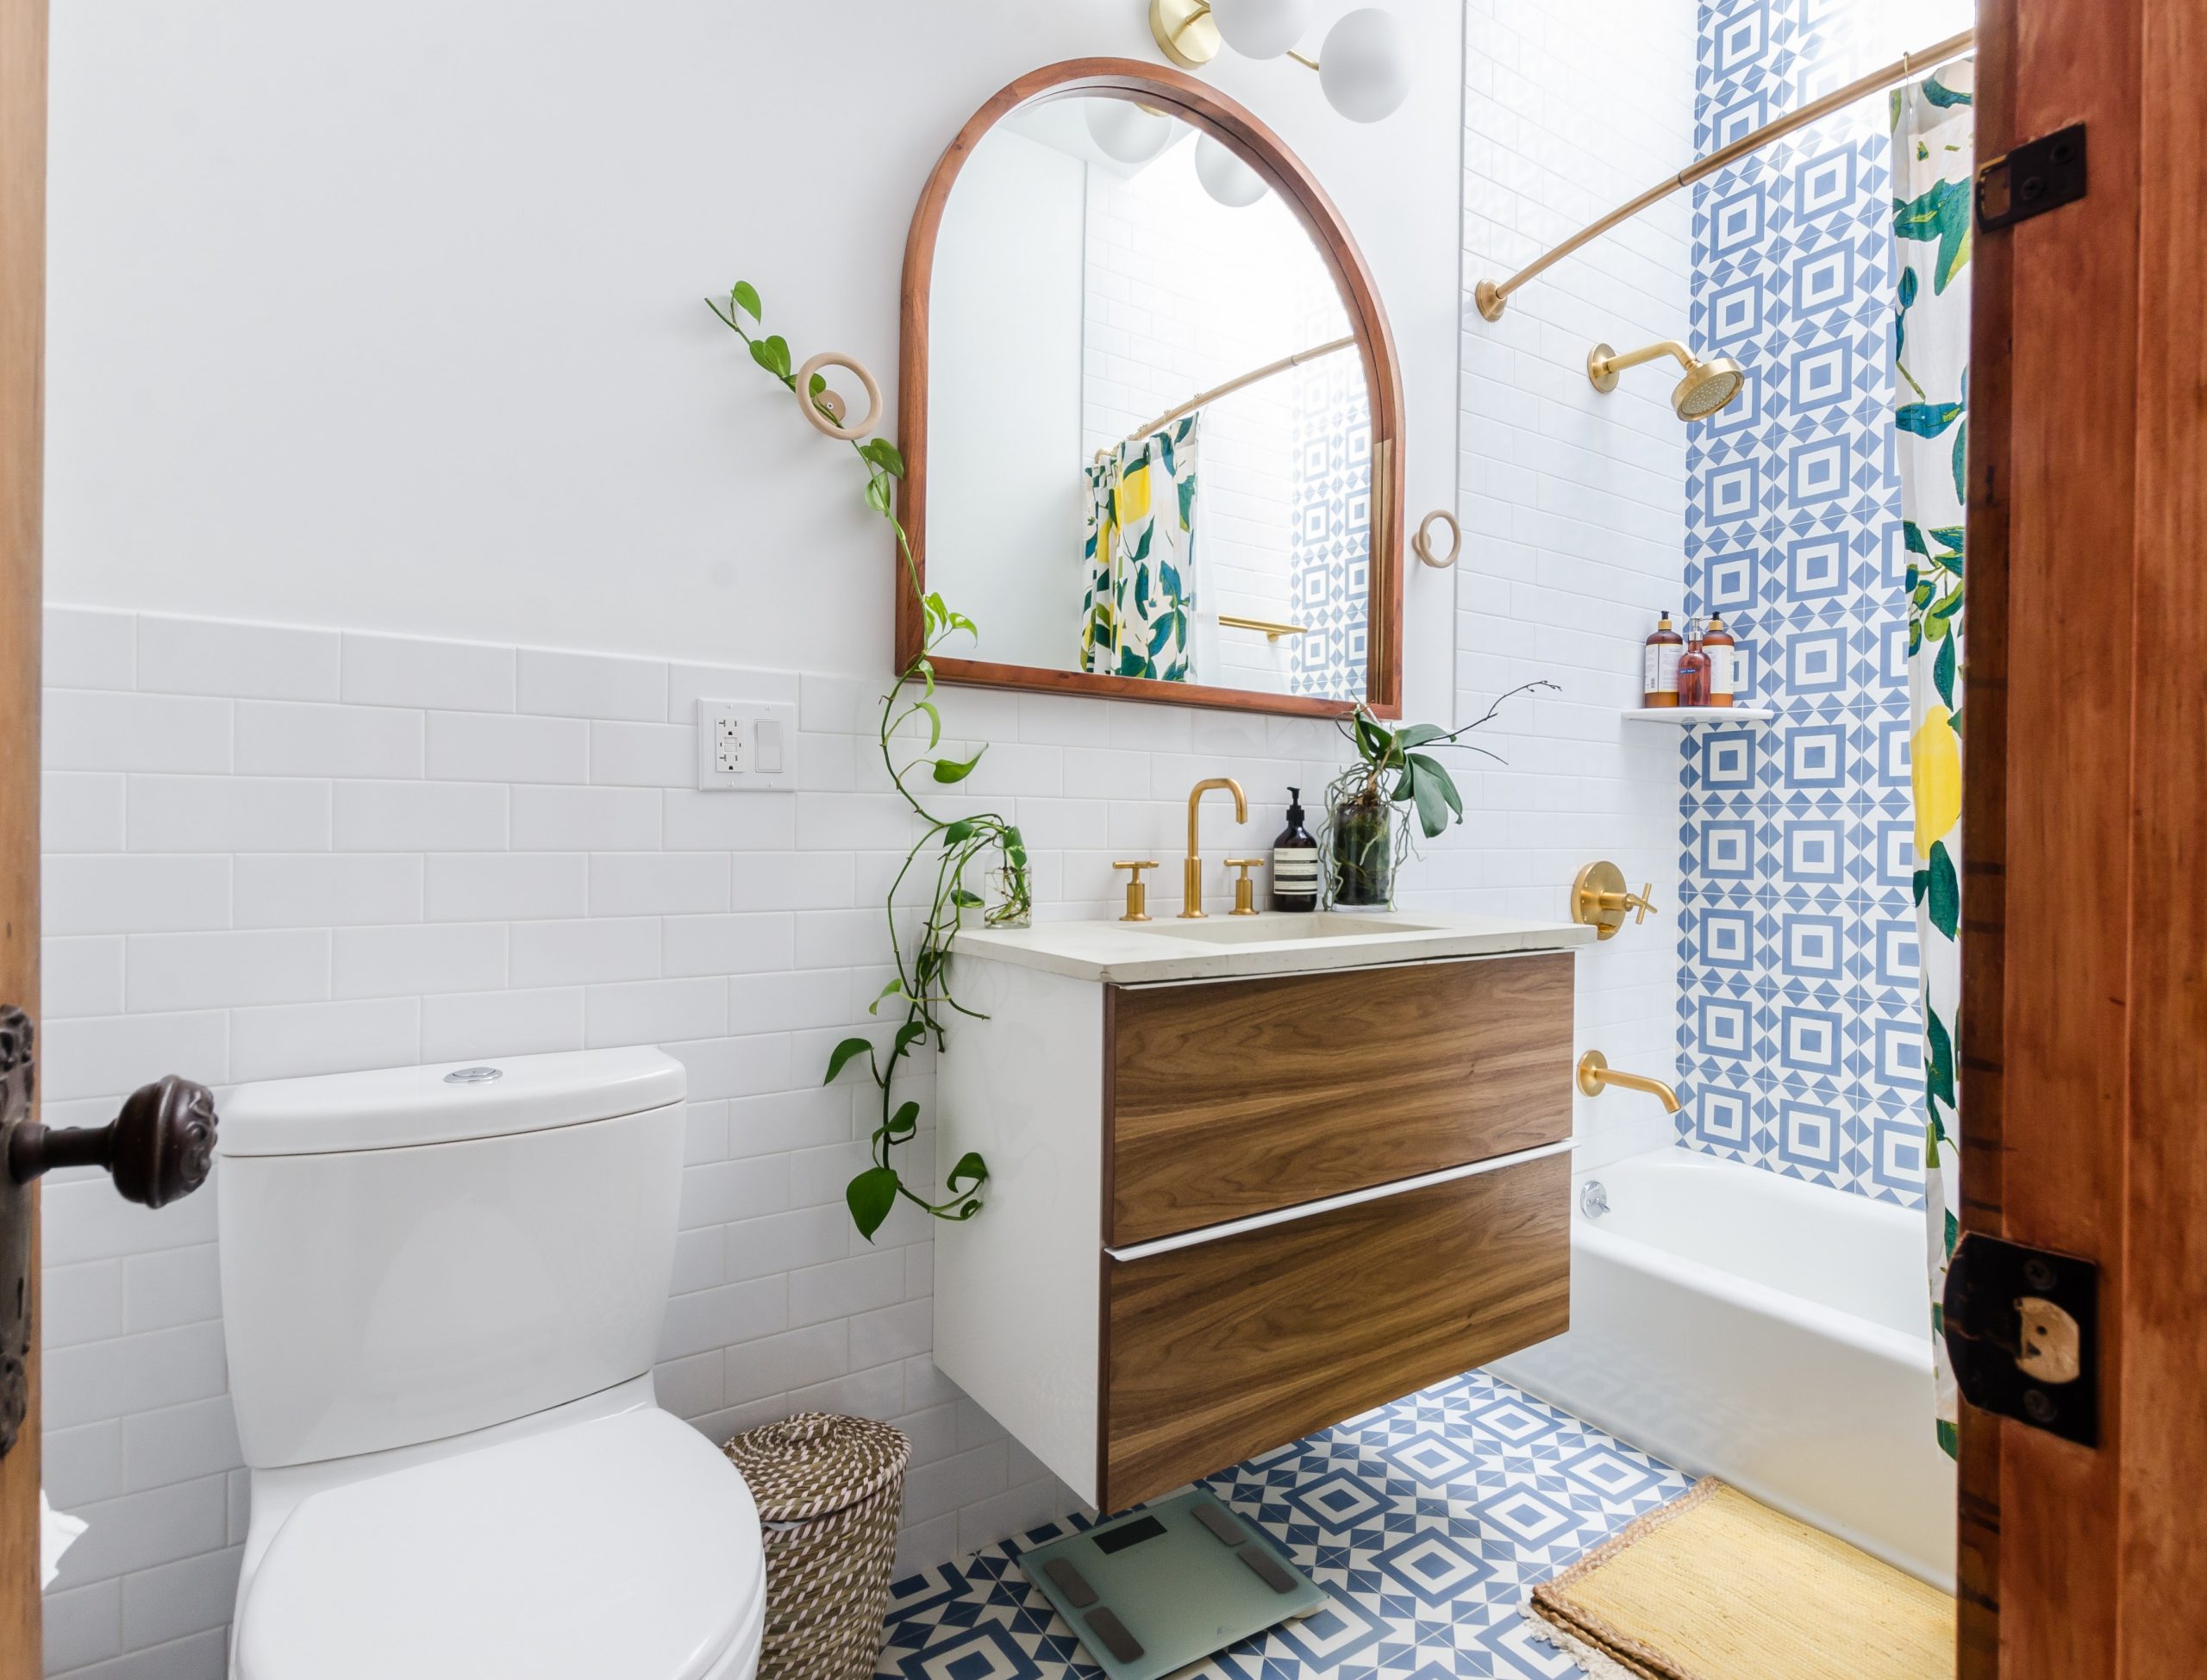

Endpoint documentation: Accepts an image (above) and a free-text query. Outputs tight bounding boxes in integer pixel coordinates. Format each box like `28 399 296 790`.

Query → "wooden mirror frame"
897 58 1405 721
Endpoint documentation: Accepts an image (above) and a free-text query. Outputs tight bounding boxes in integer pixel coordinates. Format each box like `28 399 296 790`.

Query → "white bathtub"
1491 1146 1957 1589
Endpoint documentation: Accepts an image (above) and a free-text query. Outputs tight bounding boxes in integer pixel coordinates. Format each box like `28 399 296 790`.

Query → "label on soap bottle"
1272 846 1320 904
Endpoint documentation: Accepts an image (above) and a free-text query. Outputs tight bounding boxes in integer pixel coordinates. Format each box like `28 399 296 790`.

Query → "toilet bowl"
216 1048 765 1680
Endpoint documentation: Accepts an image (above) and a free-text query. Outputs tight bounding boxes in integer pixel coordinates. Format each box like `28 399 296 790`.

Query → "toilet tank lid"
217 1047 686 1157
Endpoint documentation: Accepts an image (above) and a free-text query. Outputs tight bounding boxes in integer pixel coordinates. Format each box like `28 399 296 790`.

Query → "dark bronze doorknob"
7 1074 218 1208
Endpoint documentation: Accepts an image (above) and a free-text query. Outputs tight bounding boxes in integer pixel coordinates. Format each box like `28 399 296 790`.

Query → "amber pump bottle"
1676 615 1712 708
1701 613 1738 707
1643 611 1684 707
1270 788 1319 912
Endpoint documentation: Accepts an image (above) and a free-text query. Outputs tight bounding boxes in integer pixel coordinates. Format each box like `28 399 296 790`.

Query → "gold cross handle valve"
1114 861 1160 923
1223 859 1266 917
1570 860 1661 940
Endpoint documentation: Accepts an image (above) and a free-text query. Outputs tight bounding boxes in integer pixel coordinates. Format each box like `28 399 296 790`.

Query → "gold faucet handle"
1223 859 1265 917
1626 883 1660 924
1113 860 1160 923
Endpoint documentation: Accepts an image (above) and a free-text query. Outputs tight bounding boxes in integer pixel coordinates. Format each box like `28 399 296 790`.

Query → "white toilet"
216 1046 766 1680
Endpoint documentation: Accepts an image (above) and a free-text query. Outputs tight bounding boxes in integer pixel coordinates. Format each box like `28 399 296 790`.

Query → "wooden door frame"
1961 0 2207 1672
0 0 44 1668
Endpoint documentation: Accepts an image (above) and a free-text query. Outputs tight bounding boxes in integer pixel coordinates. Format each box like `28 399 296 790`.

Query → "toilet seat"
234 1406 764 1680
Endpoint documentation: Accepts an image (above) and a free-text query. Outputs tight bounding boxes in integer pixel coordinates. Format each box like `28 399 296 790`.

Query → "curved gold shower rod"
1472 26 1975 324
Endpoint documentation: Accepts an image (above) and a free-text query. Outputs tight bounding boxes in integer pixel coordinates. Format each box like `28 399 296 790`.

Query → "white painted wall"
925 128 1089 674
30 2 1704 1675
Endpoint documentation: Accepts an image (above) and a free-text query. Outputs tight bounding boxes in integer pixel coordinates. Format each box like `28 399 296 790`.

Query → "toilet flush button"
442 1066 503 1084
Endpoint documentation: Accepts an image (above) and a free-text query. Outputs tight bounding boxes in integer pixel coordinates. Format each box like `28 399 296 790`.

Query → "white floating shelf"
1623 706 1776 725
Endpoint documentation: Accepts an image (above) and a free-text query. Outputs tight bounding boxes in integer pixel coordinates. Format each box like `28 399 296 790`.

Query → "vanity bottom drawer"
1097 1152 1569 1513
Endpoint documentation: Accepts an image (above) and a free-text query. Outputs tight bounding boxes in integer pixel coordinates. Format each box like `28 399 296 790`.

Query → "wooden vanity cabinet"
935 949 1574 1515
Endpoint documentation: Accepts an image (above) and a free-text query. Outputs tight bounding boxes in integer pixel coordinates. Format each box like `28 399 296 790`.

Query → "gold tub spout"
1181 778 1248 919
1576 1050 1682 1115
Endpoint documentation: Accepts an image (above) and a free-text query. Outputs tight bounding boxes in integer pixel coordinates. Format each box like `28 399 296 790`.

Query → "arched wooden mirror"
898 58 1404 719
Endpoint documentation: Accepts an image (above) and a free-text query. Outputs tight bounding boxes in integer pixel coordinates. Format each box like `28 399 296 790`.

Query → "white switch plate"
695 698 797 791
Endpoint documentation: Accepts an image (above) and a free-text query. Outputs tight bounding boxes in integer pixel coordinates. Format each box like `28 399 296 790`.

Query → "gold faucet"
1181 778 1248 918
1576 1050 1681 1115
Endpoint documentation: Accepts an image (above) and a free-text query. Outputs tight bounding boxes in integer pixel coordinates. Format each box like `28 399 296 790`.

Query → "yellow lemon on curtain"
1115 461 1151 528
1913 704 1961 858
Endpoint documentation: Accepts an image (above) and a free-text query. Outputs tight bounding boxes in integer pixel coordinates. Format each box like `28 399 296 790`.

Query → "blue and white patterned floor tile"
874 1368 1691 1680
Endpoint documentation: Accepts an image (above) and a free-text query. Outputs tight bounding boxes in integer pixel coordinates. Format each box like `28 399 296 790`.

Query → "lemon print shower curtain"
1082 417 1198 681
1893 60 1973 1459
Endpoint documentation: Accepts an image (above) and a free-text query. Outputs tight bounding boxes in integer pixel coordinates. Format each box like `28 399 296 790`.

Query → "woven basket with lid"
722 1413 910 1680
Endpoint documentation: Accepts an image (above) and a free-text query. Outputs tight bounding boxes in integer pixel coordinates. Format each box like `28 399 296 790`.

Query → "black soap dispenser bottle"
1270 788 1320 912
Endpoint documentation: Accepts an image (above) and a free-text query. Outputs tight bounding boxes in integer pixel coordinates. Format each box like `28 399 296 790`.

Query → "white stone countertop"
949 909 1593 986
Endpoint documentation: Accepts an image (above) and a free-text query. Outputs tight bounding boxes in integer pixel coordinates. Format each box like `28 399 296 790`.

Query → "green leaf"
731 280 761 322
1892 176 1973 292
1407 752 1462 818
885 1101 920 1140
1397 723 1447 749
748 334 792 379
1409 762 1450 837
1927 840 1960 940
859 438 906 478
846 1167 900 1241
1933 630 1957 709
932 747 984 784
892 1020 928 1057
941 819 977 846
866 978 903 1015
865 472 892 516
913 699 942 748
1923 73 1973 108
823 1035 875 1085
1925 1003 1957 1109
947 1151 989 1194
1352 711 1393 765
1000 824 1027 865
950 888 984 909
809 372 826 397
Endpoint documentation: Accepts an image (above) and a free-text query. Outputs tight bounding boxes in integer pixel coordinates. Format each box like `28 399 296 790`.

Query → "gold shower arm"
1103 334 1357 459
1473 27 1975 323
1589 340 1693 382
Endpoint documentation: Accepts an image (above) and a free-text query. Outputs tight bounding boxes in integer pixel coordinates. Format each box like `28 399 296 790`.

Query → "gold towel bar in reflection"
1218 615 1310 641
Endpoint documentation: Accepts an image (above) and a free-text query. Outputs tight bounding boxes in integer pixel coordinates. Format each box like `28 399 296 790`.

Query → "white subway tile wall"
1458 0 1698 1173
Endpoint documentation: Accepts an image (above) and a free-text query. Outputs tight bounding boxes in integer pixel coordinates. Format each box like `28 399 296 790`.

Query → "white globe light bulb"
1193 133 1270 208
1084 98 1175 166
1207 0 1314 60
1318 8 1411 123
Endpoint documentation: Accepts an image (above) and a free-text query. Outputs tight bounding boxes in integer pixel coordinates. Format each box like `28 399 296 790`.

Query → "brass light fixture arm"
1149 0 1329 76
1473 27 1975 322
1182 777 1249 917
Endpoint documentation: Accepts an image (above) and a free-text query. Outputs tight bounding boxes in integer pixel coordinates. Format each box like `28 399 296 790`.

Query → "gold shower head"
1587 340 1746 421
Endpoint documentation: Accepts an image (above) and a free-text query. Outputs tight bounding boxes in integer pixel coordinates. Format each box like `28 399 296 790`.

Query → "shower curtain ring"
794 351 884 442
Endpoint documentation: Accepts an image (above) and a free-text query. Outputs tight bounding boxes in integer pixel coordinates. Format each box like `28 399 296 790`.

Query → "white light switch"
696 698 797 791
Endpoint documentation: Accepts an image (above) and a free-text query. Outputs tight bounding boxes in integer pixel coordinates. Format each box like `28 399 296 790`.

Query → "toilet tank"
217 1048 687 1470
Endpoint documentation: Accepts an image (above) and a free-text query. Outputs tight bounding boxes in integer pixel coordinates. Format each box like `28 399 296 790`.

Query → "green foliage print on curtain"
1082 416 1198 681
1894 59 1973 1462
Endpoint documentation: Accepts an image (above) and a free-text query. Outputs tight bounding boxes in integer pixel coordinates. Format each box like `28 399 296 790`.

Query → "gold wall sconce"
1147 0 1412 123
1571 861 1660 940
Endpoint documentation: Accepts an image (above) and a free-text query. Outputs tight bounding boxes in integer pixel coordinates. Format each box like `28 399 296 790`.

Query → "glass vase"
985 861 1033 929
1329 793 1395 908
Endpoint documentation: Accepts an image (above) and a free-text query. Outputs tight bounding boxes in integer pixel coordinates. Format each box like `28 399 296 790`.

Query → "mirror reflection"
926 94 1372 702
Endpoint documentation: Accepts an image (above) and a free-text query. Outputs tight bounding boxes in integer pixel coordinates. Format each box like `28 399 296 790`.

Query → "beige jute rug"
1524 1478 1955 1680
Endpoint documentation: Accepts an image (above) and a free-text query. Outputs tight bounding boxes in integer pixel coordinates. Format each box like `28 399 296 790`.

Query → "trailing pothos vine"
708 278 1023 1242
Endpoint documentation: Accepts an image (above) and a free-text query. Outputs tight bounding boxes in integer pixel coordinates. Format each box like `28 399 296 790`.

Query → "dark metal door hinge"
1941 1231 2099 1446
1977 123 2087 231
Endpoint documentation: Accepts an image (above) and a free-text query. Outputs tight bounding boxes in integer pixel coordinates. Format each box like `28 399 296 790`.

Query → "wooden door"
1960 0 2207 1671
0 0 42 1668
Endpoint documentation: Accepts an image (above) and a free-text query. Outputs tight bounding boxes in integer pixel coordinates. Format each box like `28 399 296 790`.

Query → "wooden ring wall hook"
794 352 883 442
1413 508 1462 569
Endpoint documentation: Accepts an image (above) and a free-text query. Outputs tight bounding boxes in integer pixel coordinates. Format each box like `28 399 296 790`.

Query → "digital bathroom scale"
1015 1489 1328 1680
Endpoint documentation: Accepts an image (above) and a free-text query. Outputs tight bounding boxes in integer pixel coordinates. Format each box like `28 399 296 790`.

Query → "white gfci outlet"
696 698 797 791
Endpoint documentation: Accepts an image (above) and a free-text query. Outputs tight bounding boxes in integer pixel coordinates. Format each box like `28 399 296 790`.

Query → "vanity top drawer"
1104 951 1572 1247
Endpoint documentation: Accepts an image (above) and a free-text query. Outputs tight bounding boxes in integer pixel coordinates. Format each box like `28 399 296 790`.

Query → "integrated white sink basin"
1122 912 1439 945
952 909 1590 984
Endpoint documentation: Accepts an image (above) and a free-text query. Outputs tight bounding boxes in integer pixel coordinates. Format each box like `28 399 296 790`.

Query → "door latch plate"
1941 1230 2098 1446
0 1005 34 1458
1977 123 2087 231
